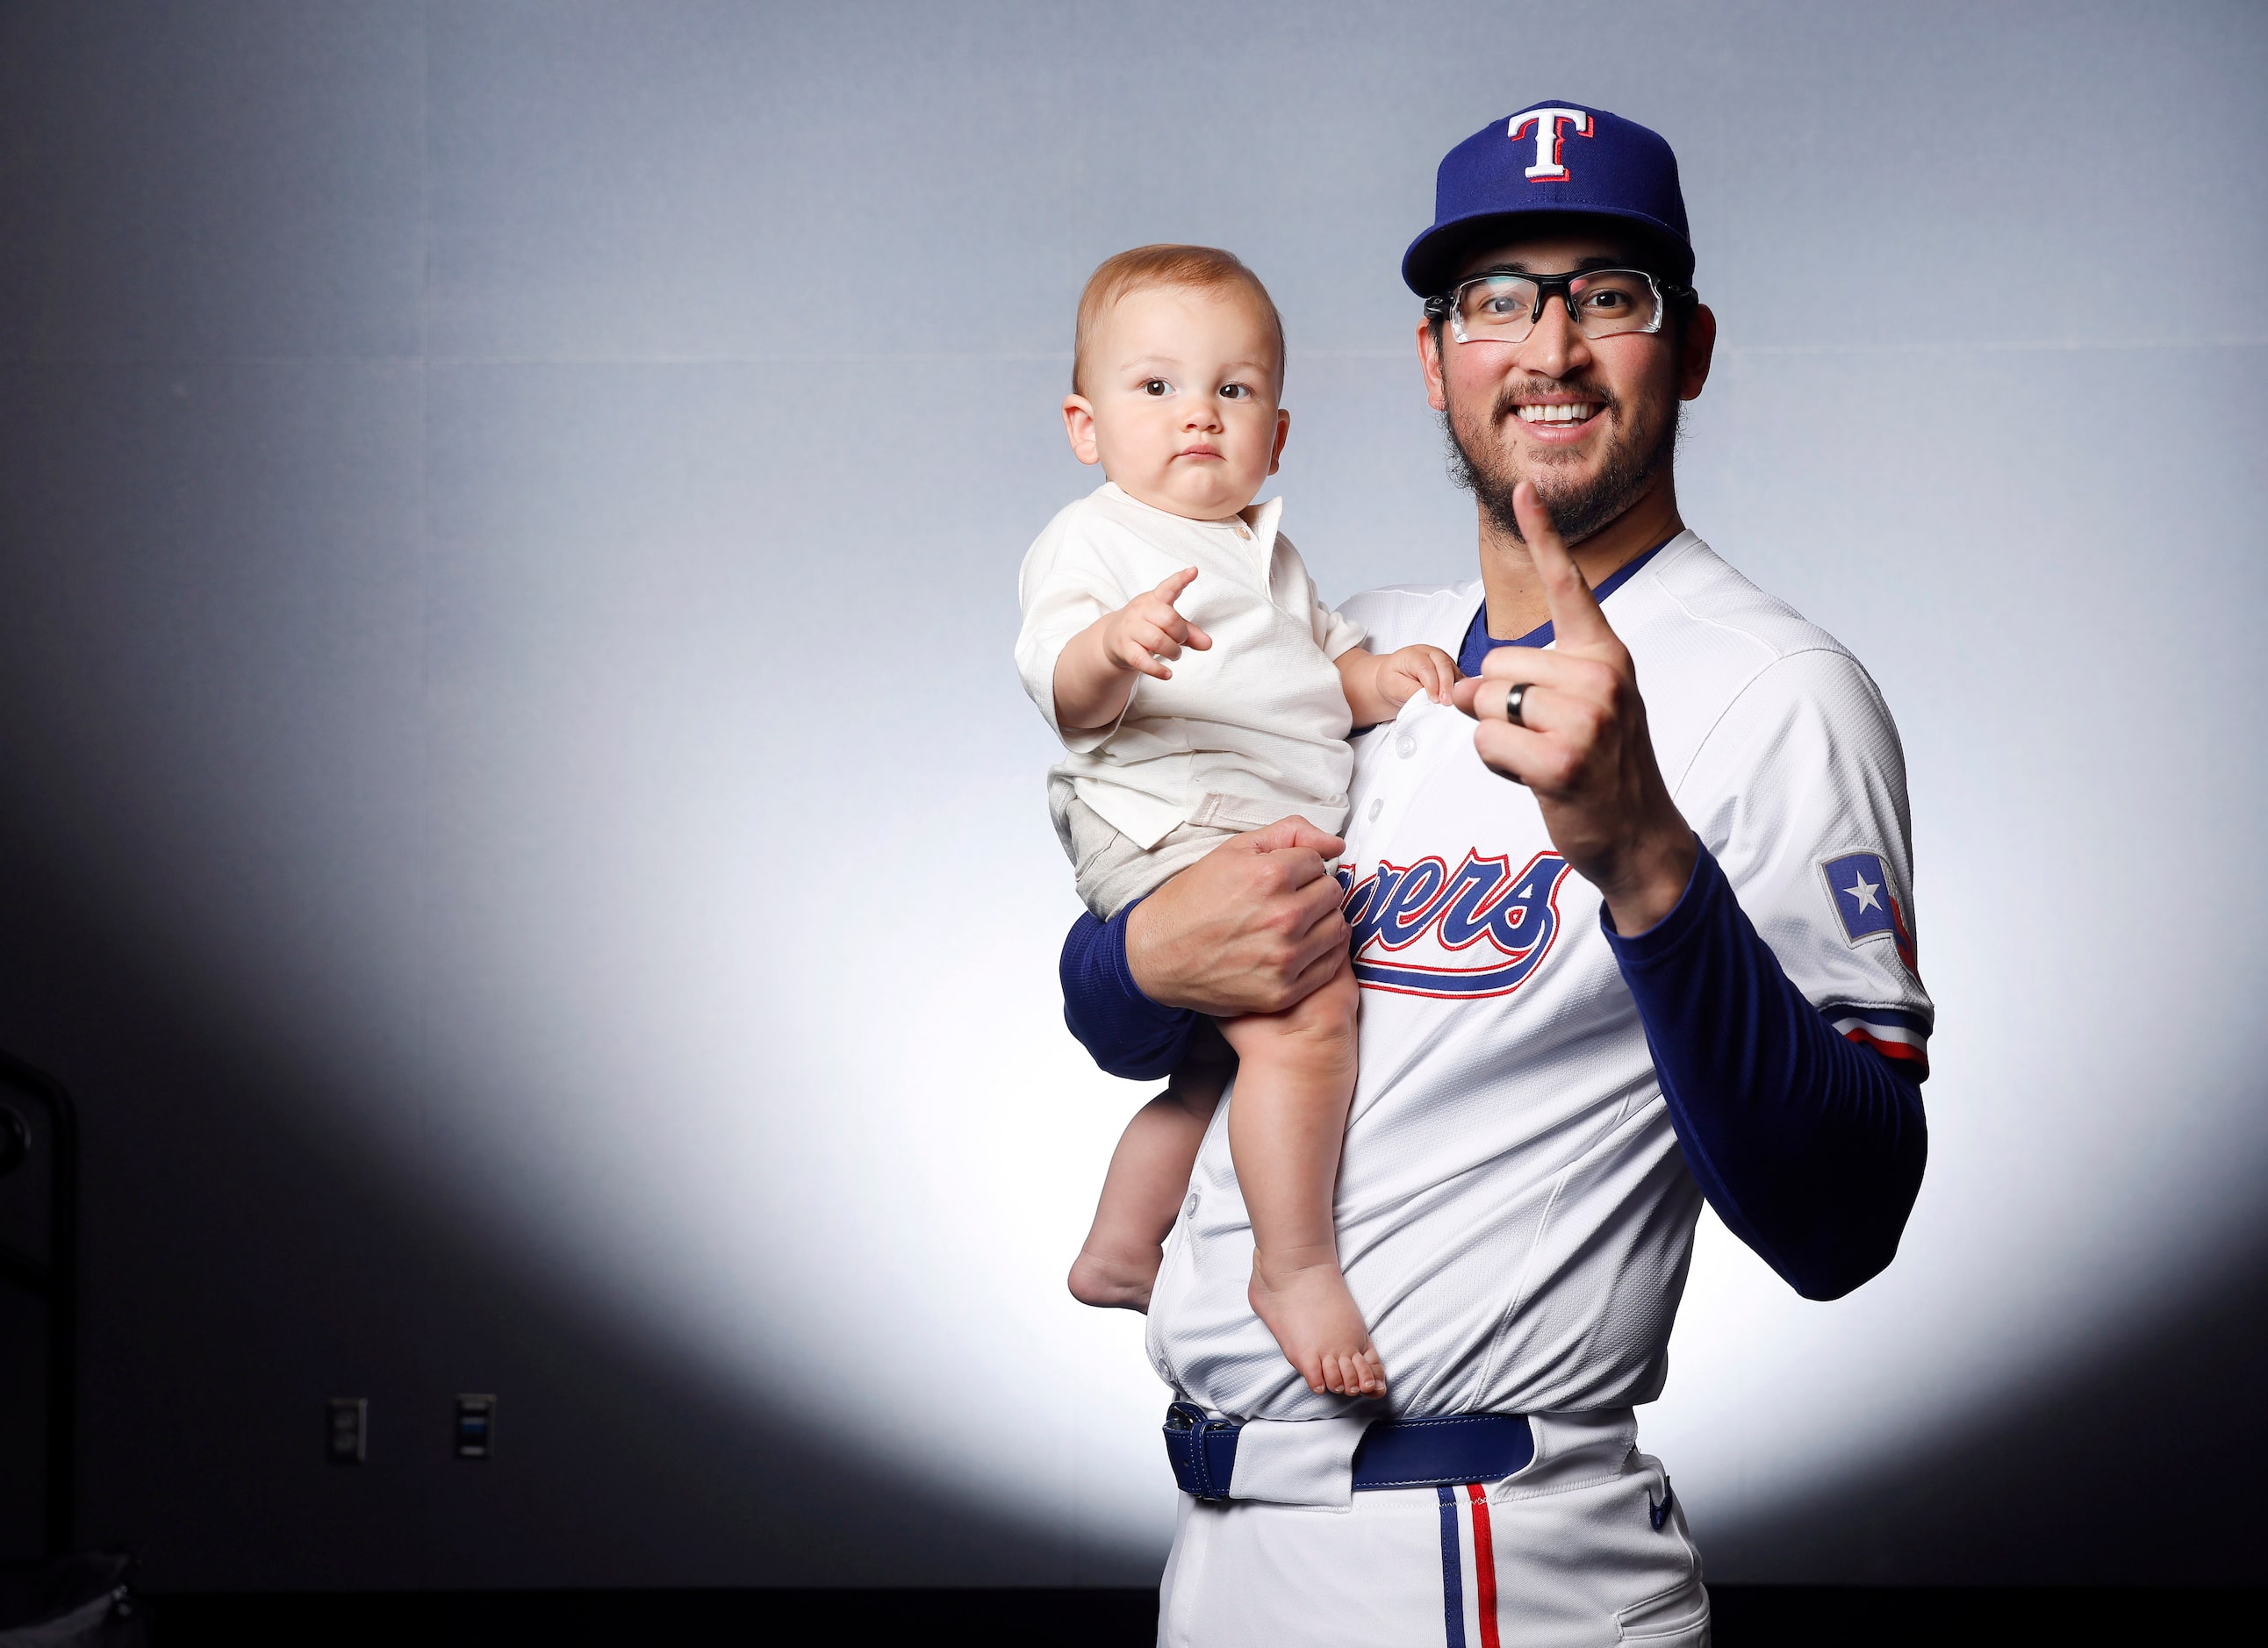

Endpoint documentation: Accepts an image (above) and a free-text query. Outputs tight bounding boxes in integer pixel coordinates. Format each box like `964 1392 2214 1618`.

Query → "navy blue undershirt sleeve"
1604 842 1928 1300
1060 897 1199 1081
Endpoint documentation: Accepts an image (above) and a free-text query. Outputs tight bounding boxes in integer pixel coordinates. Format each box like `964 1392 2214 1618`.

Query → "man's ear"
1267 406 1290 476
1678 305 1717 402
1062 394 1101 465
1418 320 1449 412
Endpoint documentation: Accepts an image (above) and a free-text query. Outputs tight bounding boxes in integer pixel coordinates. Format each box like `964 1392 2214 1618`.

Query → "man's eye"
1142 378 1172 396
1218 383 1250 400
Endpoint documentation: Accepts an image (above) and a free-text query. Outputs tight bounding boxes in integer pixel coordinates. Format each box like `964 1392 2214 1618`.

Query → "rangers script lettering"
1342 850 1574 998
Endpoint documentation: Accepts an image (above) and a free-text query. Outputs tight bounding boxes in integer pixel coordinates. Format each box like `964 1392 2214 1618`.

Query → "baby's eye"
1142 378 1172 397
1218 383 1252 401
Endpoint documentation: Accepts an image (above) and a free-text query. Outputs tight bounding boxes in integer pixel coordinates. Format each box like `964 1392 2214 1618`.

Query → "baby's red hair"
1073 245 1286 397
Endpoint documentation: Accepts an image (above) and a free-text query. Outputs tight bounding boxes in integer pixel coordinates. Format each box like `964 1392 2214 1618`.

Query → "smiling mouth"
1514 402 1604 426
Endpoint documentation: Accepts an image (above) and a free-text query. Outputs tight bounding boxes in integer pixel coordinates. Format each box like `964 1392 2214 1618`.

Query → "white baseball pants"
1155 1411 1708 1648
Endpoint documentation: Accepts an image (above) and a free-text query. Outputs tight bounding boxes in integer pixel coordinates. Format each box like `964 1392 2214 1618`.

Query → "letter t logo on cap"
1508 108 1593 180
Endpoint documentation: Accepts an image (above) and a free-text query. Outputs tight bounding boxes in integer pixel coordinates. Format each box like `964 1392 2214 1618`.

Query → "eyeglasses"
1424 269 1691 346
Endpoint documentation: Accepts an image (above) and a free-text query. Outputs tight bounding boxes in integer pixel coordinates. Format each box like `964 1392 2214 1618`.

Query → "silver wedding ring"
1504 681 1532 728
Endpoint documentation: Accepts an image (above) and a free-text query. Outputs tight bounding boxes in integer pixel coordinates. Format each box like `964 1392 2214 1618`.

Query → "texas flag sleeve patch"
1819 850 1918 972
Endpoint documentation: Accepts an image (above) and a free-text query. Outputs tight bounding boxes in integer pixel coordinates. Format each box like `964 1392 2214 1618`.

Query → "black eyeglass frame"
1424 268 1696 344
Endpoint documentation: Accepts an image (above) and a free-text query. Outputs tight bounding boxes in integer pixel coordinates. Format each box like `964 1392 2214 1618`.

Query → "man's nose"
1515 294 1591 378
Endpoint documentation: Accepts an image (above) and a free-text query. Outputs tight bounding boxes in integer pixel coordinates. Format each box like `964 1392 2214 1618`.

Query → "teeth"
1517 403 1599 424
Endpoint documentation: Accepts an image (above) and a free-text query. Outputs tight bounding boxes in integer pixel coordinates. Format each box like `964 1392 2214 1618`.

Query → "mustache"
1488 376 1618 423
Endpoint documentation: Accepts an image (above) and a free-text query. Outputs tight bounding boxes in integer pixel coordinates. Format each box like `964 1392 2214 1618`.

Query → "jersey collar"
1455 534 1676 679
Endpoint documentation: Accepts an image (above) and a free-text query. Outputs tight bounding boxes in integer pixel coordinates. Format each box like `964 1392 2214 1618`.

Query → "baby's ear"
1062 394 1102 466
1267 405 1289 475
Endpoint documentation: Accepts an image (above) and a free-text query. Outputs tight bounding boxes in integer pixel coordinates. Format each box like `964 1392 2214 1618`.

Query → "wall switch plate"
454 1394 495 1459
327 1398 367 1464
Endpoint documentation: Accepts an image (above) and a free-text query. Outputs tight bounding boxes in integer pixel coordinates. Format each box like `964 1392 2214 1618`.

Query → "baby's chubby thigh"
1217 955 1360 1086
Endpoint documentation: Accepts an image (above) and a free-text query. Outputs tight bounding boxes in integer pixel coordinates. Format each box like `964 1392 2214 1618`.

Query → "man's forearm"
1605 844 1929 1300
1594 818 1700 939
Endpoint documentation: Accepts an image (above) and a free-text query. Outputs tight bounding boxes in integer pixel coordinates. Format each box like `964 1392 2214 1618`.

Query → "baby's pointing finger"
1152 566 1200 607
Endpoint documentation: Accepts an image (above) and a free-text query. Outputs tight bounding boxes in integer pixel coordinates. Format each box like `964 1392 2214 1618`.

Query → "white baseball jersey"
1146 531 1933 1453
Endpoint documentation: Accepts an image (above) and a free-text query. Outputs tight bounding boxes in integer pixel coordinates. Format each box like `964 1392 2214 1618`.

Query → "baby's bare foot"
1249 1256 1387 1397
1069 1243 1160 1313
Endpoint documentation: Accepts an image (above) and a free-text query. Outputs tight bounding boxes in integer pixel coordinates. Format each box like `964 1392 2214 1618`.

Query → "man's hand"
1449 483 1697 935
1125 817 1351 1016
1054 568 1214 729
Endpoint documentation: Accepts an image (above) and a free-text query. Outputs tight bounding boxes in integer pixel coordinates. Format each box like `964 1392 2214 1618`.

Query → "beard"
1441 370 1679 546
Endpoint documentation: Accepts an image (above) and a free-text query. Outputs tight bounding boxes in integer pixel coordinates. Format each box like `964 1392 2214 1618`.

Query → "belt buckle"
1163 1401 1236 1501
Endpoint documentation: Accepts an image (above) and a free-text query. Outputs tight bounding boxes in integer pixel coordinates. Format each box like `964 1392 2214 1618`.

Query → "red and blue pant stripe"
1435 1483 1501 1647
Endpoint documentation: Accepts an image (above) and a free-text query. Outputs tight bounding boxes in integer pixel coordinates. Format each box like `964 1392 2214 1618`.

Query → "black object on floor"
0 1551 145 1645
141 1584 2264 1646
0 1050 79 1562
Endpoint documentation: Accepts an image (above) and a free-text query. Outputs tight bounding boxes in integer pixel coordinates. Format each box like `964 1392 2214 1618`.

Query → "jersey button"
1395 734 1418 758
1367 798 1384 822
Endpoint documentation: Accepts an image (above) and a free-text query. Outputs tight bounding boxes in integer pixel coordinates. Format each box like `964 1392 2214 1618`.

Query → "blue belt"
1163 1401 1535 1501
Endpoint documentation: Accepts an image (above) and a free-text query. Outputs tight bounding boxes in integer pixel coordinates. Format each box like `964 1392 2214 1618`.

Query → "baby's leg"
1218 960 1383 1398
1068 1025 1234 1312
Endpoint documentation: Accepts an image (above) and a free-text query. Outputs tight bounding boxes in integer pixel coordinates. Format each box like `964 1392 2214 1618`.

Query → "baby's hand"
1103 568 1214 681
1378 644 1461 707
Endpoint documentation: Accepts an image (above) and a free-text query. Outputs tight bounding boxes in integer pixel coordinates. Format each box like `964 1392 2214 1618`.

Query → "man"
1058 104 1931 1645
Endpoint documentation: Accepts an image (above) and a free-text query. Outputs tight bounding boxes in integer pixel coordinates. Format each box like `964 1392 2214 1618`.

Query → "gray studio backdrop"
2 0 2264 1594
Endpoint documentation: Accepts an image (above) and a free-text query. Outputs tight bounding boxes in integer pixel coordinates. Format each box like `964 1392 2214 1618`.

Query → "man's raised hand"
1449 482 1697 934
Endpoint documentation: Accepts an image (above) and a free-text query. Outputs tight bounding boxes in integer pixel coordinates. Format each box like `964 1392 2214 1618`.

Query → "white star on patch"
1843 872 1883 914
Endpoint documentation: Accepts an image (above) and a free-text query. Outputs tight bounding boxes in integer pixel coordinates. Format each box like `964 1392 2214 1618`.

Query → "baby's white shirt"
1015 482 1367 850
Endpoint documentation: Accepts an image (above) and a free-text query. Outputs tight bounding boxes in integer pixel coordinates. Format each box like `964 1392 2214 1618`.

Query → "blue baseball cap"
1402 102 1694 297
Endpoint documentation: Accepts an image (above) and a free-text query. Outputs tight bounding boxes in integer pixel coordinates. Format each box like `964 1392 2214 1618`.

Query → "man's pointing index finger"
1512 482 1618 650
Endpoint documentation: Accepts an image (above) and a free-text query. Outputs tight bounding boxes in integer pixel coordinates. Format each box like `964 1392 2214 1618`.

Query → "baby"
1015 246 1459 1398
